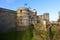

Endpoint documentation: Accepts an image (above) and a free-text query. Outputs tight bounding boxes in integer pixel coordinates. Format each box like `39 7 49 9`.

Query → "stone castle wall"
0 8 17 33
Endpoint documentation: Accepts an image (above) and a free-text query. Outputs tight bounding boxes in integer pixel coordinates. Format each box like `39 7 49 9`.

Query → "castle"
0 7 49 32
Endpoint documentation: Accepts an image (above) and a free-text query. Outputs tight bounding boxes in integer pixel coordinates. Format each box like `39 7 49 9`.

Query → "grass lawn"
0 29 33 40
0 31 17 40
51 28 57 38
0 27 57 40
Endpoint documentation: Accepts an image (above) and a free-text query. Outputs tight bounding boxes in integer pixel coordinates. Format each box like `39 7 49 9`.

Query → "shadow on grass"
0 29 33 40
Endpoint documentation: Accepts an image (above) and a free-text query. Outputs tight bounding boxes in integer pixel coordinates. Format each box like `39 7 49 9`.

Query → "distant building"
37 13 49 23
57 11 60 22
43 13 49 21
37 15 44 23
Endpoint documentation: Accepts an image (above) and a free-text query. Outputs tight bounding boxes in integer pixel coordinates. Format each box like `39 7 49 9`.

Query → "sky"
0 0 60 21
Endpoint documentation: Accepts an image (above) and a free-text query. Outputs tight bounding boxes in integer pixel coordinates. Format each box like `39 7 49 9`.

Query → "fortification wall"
0 8 17 33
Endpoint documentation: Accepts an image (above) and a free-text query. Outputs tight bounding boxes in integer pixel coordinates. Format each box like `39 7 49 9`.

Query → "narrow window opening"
20 10 22 13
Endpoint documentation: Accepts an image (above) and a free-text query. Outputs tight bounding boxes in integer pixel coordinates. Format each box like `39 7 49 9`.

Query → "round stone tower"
30 9 37 24
16 7 30 31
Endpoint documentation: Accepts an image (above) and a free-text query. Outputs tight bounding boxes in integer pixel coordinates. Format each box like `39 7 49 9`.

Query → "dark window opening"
20 10 22 13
